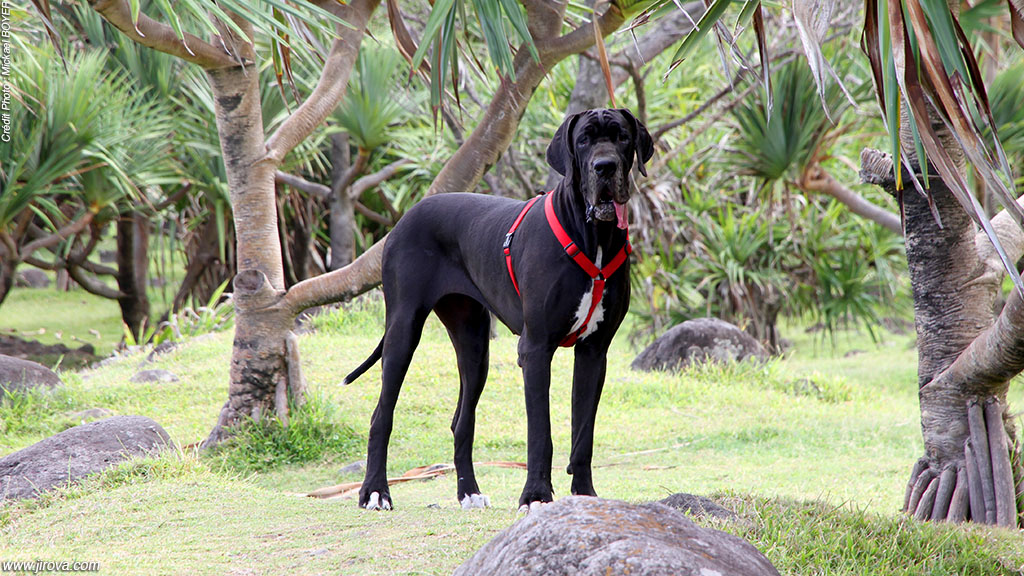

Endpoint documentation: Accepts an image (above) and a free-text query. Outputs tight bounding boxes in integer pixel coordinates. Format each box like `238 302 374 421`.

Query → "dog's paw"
361 491 393 511
460 493 491 510
516 500 549 515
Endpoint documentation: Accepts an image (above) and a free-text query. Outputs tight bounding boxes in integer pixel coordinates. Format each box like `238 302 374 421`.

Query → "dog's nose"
593 158 617 177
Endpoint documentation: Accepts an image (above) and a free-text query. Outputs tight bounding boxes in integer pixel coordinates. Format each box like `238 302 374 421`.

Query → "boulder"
0 355 62 394
129 369 180 384
14 268 50 289
0 415 174 500
632 318 769 372
453 496 779 576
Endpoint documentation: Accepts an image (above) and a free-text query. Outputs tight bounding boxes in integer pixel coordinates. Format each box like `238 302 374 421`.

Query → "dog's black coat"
346 109 654 509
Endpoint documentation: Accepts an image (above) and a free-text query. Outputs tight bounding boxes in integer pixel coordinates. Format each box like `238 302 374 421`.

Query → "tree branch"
281 235 386 313
18 212 95 261
354 202 394 227
67 265 124 300
924 284 1024 396
426 3 625 196
335 149 369 197
801 163 902 234
349 158 410 199
275 171 330 199
88 0 236 69
263 0 380 164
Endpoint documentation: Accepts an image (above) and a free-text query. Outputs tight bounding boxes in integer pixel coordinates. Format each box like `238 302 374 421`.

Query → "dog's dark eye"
618 132 630 143
576 136 588 147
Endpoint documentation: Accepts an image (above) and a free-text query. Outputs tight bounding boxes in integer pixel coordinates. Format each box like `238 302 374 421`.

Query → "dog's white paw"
364 491 392 511
460 493 491 510
517 501 548 515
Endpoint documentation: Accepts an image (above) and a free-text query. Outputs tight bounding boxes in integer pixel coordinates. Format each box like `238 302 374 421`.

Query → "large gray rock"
632 318 769 372
0 355 62 394
453 496 780 576
0 416 174 500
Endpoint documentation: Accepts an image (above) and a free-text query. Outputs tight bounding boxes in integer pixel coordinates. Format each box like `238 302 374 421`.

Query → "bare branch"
925 285 1024 396
264 0 380 164
67 264 124 300
281 234 385 313
350 159 410 199
276 171 330 199
19 212 94 260
801 164 902 234
88 0 236 69
354 202 394 227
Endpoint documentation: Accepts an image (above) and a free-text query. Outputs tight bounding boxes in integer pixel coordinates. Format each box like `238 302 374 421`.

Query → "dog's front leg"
517 337 556 510
567 343 608 497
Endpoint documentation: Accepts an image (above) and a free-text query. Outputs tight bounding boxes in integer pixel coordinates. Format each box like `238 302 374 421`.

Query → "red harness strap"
504 195 543 297
504 193 632 347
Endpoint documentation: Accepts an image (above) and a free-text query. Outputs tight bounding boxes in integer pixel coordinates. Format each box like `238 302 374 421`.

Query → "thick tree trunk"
116 213 151 341
201 1 379 446
861 149 1023 526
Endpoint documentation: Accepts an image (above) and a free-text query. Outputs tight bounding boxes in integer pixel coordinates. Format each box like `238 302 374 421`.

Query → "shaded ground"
0 333 100 370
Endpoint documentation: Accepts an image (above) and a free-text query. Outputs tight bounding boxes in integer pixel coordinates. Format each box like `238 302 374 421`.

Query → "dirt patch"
0 334 100 370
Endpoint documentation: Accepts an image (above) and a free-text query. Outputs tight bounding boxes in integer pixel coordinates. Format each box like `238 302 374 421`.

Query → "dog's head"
546 108 654 228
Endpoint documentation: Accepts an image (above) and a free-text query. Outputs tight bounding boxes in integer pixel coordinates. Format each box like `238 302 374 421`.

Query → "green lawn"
1 292 1023 575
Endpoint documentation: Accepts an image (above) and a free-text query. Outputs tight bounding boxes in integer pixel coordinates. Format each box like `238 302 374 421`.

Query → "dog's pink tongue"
615 201 628 230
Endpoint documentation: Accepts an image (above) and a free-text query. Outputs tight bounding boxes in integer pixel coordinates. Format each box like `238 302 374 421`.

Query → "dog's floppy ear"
616 108 654 177
546 112 583 179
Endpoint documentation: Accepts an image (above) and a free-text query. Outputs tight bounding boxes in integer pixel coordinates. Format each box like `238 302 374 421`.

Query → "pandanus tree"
29 0 638 446
658 0 1024 525
0 43 178 342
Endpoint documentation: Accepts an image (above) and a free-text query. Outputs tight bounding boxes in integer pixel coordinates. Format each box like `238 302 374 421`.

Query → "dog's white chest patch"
568 248 604 341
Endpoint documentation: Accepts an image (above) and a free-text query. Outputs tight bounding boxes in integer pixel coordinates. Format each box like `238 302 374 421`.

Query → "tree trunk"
116 213 151 341
0 250 16 307
329 133 357 270
201 1 378 446
861 149 1023 526
202 55 301 445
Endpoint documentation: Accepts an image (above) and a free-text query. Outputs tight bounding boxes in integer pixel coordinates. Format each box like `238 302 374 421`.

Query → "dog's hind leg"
567 343 609 497
359 305 430 510
435 295 491 509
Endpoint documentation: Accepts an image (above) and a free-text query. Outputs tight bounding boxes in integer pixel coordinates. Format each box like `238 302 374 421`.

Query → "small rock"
0 415 174 500
66 408 115 425
14 268 50 289
130 369 180 384
843 349 865 358
658 493 739 521
0 355 62 394
632 318 769 372
338 460 366 475
145 342 179 364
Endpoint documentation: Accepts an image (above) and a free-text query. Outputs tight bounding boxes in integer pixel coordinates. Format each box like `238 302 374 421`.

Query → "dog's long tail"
343 337 384 385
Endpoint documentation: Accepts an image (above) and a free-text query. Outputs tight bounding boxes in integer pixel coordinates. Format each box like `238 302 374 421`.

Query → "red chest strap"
543 193 631 347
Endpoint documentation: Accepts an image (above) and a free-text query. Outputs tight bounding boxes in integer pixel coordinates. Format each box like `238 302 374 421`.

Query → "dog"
344 108 654 511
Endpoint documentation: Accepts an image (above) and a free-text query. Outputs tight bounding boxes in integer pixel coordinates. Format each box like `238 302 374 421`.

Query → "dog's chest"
567 248 604 341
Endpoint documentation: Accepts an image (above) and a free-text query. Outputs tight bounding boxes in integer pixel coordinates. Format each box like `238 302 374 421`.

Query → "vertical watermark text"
1 0 13 143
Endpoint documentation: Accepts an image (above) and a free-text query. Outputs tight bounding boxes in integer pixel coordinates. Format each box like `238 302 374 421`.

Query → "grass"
1 290 1023 575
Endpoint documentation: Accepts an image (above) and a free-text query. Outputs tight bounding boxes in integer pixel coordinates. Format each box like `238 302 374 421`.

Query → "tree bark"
861 148 1022 525
329 133 357 270
201 1 379 446
116 212 151 341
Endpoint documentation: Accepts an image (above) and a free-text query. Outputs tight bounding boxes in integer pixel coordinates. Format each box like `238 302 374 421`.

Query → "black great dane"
344 108 654 511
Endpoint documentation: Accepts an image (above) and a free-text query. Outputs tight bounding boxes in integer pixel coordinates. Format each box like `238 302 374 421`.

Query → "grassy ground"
1 292 1023 575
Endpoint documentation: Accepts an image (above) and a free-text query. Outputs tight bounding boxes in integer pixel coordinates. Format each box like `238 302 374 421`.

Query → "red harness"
503 193 631 347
